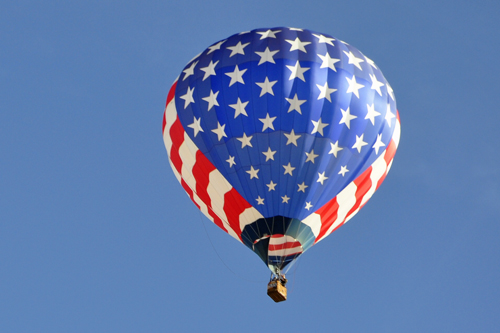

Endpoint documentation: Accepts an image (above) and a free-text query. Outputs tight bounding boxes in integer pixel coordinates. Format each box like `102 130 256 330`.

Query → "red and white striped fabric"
163 80 263 244
268 234 303 258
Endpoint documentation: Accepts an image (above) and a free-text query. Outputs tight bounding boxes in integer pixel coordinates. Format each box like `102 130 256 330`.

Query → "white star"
227 41 250 57
328 141 343 157
385 104 396 127
207 40 225 54
346 75 365 98
255 47 279 65
229 98 249 118
237 133 253 148
182 60 198 81
312 33 335 46
225 65 247 86
352 134 368 153
211 122 227 141
246 166 259 179
365 103 381 125
256 196 265 205
283 162 295 176
343 50 365 70
187 116 203 137
339 107 357 129
372 134 386 154
305 149 319 163
286 61 310 82
284 129 301 146
281 195 290 203
387 83 395 100
297 182 308 192
369 73 384 96
339 165 349 177
259 113 277 131
180 86 195 109
365 56 377 69
305 202 313 210
262 147 276 161
257 29 281 39
266 180 277 191
200 60 219 81
317 172 328 185
256 77 278 96
311 118 329 136
202 90 219 111
226 155 236 168
286 37 311 53
285 94 306 114
316 82 337 102
317 53 340 71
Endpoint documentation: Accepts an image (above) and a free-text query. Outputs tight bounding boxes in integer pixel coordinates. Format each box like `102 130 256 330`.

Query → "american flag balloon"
162 27 400 274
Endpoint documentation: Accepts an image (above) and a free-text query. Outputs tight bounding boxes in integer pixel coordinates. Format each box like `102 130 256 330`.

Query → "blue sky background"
1 1 499 332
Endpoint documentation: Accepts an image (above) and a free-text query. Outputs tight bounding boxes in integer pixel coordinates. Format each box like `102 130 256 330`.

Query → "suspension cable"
196 211 264 284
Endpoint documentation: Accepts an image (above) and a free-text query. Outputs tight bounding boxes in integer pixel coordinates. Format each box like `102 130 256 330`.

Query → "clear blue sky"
1 1 499 332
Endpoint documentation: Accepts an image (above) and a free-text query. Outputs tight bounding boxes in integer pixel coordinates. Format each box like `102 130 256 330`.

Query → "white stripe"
192 192 215 223
359 150 389 207
269 235 297 245
207 170 240 242
268 246 303 257
239 207 264 231
178 133 199 188
393 118 401 148
386 159 394 172
176 131 217 225
317 182 358 243
301 213 322 237
168 158 182 183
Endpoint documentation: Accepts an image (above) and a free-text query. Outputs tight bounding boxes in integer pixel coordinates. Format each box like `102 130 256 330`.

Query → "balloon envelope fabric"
163 27 400 273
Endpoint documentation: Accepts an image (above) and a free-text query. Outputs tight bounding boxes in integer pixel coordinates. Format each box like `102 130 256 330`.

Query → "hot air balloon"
162 27 400 302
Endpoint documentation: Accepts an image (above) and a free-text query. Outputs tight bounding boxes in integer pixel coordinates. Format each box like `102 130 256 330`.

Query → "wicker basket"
267 279 287 302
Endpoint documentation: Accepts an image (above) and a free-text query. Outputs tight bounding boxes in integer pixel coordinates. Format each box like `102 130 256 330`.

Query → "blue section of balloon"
174 27 396 220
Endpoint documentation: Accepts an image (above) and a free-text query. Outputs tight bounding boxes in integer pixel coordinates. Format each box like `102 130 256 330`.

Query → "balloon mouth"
241 216 315 272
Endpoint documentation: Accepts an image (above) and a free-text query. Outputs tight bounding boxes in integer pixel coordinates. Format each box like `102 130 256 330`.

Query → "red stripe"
166 82 177 106
192 150 228 233
346 166 373 218
162 113 167 135
168 118 186 174
314 197 340 243
384 139 397 165
269 242 302 251
223 188 252 241
180 178 200 210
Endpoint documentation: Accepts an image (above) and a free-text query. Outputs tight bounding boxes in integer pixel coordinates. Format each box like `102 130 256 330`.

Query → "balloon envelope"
163 27 400 273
